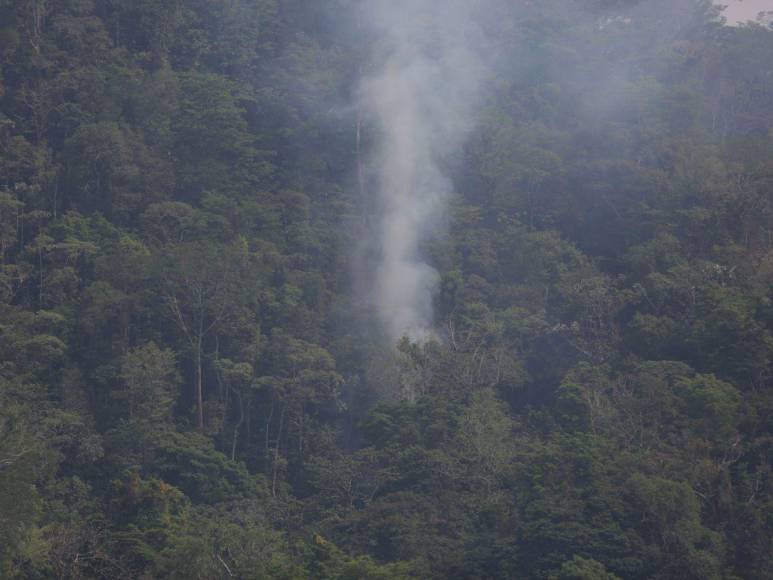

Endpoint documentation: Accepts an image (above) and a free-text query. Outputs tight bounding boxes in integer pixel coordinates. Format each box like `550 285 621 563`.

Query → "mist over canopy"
358 0 488 341
1 0 773 578
720 0 773 25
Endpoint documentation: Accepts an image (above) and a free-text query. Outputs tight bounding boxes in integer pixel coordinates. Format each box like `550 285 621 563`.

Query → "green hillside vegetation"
1 0 772 578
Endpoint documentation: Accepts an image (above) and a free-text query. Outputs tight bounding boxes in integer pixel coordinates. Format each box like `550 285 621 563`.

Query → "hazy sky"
720 0 773 24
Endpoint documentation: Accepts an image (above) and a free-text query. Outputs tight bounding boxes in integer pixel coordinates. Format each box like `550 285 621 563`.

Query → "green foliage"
307 534 412 580
551 555 622 580
0 385 44 577
0 1 772 578
118 342 179 426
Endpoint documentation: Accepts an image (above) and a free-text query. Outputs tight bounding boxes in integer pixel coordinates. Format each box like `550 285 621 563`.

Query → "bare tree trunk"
27 0 48 54
356 110 366 204
272 403 285 498
38 246 44 305
231 389 244 461
195 340 203 431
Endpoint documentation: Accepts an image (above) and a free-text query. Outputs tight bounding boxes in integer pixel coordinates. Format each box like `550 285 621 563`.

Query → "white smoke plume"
359 0 486 342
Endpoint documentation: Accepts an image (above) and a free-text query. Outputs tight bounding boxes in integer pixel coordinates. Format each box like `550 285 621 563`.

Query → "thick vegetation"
1 1 772 578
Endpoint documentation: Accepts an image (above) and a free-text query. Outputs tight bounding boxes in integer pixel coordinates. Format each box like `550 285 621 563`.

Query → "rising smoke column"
359 0 484 342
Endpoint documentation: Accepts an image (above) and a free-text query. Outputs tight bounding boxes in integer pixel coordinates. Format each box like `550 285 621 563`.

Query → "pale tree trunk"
231 389 244 461
272 403 285 498
356 107 366 204
26 0 48 54
194 338 203 431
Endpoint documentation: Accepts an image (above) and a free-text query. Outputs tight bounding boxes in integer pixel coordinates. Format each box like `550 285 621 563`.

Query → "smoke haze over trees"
720 0 773 25
1 0 773 578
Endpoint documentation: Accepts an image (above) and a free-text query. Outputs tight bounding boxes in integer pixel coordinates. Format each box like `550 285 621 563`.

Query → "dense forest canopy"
1 0 773 578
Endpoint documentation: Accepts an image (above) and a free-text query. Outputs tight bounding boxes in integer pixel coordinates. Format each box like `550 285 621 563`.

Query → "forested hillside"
1 1 772 578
